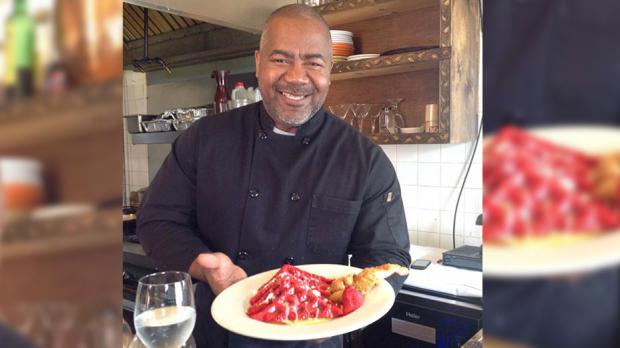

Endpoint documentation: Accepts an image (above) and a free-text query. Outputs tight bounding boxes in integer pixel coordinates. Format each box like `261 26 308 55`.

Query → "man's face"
256 16 332 129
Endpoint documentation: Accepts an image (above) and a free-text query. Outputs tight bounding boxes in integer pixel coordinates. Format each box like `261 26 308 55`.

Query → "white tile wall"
382 138 483 249
123 70 150 203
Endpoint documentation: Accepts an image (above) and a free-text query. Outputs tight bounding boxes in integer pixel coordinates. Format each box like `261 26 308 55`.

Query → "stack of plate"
330 30 354 63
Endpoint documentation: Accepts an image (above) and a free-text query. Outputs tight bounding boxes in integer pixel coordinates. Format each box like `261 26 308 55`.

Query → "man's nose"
284 61 309 84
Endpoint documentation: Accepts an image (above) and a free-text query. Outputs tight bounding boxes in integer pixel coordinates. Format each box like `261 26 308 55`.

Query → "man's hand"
188 252 247 295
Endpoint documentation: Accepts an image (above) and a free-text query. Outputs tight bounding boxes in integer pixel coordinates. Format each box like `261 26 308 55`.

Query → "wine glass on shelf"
134 271 196 348
328 104 354 127
386 98 406 131
369 104 386 134
351 104 372 132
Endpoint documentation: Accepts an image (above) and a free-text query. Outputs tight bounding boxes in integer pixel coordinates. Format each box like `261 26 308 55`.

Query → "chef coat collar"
258 102 326 138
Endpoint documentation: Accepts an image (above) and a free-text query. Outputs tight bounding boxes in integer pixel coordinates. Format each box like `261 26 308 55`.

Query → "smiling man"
255 8 332 132
138 4 410 348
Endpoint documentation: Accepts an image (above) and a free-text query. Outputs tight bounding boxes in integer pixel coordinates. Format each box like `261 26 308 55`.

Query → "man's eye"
273 59 288 64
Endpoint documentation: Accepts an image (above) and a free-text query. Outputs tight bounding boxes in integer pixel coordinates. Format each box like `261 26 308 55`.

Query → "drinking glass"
369 104 386 134
351 104 372 132
130 334 196 348
40 303 76 348
328 104 349 120
386 98 406 129
328 104 355 127
134 272 196 348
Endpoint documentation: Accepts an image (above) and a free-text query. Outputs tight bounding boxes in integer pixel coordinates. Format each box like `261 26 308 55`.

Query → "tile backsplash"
123 70 150 204
381 141 483 249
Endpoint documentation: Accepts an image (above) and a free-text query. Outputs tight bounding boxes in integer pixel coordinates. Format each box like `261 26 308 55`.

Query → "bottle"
5 0 35 100
211 70 230 114
246 87 255 103
231 82 248 108
253 88 262 102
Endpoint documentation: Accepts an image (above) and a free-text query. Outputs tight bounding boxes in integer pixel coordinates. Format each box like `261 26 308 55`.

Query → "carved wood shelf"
318 0 437 26
320 0 480 144
331 47 449 81
0 209 120 260
368 132 449 144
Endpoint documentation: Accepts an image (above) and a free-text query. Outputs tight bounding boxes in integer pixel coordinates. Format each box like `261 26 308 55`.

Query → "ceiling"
124 0 295 33
123 3 223 42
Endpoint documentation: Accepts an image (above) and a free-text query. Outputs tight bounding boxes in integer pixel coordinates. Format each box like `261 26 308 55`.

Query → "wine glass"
386 98 406 131
134 271 196 348
130 333 196 348
369 104 386 134
351 104 372 132
327 104 351 122
40 303 76 348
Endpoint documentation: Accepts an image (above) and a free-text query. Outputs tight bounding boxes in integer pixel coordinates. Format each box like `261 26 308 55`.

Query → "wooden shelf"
131 131 182 144
368 131 449 144
0 83 123 204
331 47 449 81
321 0 480 144
318 0 437 26
0 209 121 260
0 83 122 152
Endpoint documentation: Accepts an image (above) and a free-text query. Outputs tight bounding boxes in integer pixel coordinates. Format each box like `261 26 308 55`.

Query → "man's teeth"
281 91 305 100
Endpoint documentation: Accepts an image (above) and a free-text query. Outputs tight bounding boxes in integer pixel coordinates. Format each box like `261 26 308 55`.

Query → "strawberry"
342 285 364 314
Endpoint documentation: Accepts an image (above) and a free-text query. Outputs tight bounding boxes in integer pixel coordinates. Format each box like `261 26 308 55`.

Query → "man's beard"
264 81 324 128
268 102 321 127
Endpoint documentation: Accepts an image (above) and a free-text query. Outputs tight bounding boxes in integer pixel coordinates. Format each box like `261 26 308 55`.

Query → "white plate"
330 30 353 36
484 125 620 278
211 264 395 341
347 54 380 61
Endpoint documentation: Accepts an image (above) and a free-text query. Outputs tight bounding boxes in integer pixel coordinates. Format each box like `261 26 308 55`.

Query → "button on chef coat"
137 102 411 348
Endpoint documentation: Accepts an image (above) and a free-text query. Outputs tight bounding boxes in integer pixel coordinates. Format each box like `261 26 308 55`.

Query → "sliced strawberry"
342 285 364 315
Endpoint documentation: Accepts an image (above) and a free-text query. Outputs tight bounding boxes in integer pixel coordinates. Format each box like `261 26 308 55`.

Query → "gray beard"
267 103 321 127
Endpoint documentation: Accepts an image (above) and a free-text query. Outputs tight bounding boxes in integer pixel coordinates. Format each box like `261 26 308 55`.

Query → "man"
138 4 410 348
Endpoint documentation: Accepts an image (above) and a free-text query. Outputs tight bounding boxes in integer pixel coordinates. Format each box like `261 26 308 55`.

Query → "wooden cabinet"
318 0 480 144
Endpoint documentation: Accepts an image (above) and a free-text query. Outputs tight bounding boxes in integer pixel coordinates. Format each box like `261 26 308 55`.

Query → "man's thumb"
198 253 222 269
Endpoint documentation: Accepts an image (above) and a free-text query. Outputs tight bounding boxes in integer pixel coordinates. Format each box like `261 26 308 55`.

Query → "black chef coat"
0 324 38 348
137 102 411 348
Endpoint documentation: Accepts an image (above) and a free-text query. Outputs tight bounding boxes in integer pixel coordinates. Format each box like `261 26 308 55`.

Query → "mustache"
274 82 315 95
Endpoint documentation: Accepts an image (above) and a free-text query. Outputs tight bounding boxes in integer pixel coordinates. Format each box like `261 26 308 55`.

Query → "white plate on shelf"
346 54 380 61
484 126 620 278
330 30 353 36
211 264 395 341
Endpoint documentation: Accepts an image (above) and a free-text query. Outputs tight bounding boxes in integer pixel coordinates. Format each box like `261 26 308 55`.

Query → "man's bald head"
254 4 333 132
260 4 332 50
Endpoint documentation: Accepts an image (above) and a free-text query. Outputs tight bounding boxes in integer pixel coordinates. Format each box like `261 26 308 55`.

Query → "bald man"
138 5 411 347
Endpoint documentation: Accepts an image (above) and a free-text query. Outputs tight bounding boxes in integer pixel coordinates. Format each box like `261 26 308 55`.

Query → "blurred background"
0 0 123 346
482 0 620 348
